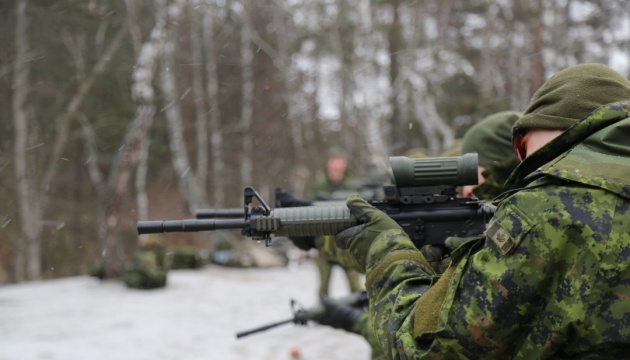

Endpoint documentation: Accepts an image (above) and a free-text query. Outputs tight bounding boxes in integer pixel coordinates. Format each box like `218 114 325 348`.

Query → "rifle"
194 187 346 219
235 291 368 339
137 154 496 249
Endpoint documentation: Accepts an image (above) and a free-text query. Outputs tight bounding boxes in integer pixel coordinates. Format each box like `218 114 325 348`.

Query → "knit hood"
461 111 522 168
505 100 630 200
512 63 630 136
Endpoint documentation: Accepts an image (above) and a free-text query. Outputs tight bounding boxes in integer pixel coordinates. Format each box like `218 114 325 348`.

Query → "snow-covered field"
0 260 370 360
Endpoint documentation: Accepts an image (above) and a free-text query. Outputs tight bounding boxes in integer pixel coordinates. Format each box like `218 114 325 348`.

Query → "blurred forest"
1 0 629 283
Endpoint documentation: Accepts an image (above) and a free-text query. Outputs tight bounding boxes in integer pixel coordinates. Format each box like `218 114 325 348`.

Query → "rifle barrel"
235 318 295 339
137 219 246 235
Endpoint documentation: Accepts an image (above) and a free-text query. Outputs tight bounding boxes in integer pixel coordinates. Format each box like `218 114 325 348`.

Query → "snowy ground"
0 260 371 360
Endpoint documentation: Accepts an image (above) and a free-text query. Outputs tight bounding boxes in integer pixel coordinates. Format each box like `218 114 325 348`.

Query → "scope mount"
383 184 458 204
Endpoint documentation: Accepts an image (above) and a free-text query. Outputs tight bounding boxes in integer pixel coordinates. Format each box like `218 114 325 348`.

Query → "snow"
0 261 370 360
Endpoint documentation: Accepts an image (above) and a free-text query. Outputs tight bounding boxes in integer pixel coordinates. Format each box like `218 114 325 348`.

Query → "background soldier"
459 110 522 200
309 153 364 297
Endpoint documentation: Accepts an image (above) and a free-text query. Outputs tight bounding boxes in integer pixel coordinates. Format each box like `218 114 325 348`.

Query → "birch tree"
11 0 129 280
99 0 172 277
238 1 255 190
12 0 32 282
159 0 208 215
202 5 226 206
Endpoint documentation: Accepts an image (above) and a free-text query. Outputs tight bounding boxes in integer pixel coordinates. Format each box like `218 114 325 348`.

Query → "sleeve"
350 312 386 360
364 186 621 359
363 229 438 359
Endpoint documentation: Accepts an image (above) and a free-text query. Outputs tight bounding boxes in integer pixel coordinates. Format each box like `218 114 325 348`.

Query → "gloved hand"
335 195 403 272
445 236 472 251
315 296 365 332
419 245 449 274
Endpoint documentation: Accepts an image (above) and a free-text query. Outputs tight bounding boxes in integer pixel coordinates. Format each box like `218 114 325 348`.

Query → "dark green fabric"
506 99 630 191
473 157 520 200
168 246 204 269
351 312 387 360
461 111 522 168
513 63 630 135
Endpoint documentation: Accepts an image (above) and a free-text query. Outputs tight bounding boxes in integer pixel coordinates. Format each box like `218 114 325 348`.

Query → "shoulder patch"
485 220 515 255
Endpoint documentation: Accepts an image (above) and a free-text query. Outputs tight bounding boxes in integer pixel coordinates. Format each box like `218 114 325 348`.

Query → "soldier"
123 236 168 289
459 110 522 200
333 63 630 358
310 153 364 297
420 111 523 274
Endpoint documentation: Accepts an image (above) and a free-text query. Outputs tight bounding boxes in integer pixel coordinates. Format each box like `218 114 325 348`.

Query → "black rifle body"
138 194 494 249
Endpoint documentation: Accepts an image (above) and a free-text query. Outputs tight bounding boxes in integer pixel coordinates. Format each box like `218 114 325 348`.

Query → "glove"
419 245 449 274
315 296 364 332
445 236 472 251
335 195 403 272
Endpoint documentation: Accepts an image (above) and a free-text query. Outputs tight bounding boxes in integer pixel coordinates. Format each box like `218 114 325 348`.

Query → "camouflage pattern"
352 312 387 360
363 101 630 358
124 241 168 289
472 157 520 200
168 246 204 269
315 236 364 295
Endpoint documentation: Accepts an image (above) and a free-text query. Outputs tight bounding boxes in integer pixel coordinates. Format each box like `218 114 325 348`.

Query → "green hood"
461 111 522 168
505 100 630 199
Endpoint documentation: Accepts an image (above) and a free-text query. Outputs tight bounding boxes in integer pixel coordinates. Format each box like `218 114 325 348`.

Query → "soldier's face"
327 157 347 183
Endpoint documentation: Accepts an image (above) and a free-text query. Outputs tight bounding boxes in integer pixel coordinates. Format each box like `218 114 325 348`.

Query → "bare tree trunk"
335 0 356 154
410 83 454 156
127 0 149 223
479 5 496 100
41 22 130 196
202 9 225 206
355 0 389 175
240 8 254 189
12 0 38 281
159 0 208 215
388 0 404 154
189 4 208 203
99 0 171 278
135 135 150 222
532 0 545 96
13 15 130 281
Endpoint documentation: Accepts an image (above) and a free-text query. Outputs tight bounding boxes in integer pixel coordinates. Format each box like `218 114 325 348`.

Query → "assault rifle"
235 291 368 339
137 153 496 250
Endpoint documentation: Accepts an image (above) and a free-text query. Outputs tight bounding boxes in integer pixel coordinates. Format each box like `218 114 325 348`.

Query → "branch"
41 19 131 196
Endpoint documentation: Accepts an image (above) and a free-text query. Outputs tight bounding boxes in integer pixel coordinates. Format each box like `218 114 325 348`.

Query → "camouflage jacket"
364 101 630 359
